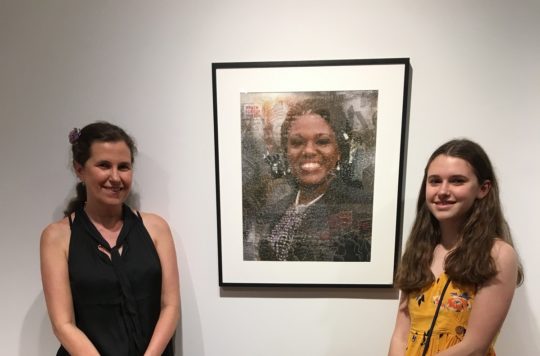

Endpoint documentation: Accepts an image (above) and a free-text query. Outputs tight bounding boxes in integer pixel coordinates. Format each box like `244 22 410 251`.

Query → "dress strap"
136 210 143 221
68 214 73 229
422 277 452 356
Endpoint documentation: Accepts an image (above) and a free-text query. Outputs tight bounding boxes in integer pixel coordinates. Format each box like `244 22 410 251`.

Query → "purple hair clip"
68 128 81 144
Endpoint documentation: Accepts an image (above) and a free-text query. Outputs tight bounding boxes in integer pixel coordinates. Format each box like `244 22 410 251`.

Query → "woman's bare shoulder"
41 217 71 248
137 211 172 242
138 211 168 226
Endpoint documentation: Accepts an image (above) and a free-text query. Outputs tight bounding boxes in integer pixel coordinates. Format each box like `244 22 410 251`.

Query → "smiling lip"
104 186 123 193
434 201 455 209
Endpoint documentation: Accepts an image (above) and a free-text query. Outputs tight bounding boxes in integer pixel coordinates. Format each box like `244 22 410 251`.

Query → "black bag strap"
422 277 451 356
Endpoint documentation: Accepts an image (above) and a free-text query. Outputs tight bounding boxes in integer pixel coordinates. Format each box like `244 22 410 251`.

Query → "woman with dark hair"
40 122 179 355
388 139 523 355
257 98 372 261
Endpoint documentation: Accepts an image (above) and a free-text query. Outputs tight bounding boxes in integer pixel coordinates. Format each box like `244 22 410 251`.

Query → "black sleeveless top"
57 205 174 356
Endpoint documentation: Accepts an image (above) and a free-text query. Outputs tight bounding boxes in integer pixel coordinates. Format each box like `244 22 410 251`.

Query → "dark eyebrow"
426 174 469 180
315 133 333 138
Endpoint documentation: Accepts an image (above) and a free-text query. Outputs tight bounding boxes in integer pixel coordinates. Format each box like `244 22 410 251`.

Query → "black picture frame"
213 58 410 287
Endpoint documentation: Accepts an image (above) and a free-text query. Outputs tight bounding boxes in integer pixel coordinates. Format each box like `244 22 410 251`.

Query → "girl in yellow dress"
388 139 523 355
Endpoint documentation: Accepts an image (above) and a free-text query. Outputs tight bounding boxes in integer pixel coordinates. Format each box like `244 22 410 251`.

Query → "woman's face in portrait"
75 141 133 207
287 113 340 189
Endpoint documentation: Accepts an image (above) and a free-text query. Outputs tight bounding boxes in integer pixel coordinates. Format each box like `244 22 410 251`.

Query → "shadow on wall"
220 286 399 299
495 287 540 355
171 226 205 356
20 293 59 355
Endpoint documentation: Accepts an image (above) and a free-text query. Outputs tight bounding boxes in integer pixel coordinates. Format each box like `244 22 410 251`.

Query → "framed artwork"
212 58 410 287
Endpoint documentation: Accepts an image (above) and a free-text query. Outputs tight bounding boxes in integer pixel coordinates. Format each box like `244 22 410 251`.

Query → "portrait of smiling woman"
251 96 374 261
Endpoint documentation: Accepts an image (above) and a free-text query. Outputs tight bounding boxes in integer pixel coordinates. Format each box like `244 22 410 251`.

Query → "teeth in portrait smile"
301 162 321 170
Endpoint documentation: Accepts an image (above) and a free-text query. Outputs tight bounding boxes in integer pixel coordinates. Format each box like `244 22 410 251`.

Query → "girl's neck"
438 221 462 249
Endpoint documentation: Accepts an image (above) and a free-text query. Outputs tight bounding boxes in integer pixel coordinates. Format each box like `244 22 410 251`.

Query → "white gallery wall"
1 0 539 355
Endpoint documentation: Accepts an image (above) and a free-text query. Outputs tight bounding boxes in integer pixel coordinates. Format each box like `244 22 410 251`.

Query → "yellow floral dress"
405 273 496 355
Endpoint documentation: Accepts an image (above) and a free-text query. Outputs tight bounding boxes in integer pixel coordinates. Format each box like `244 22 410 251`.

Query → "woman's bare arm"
140 213 181 356
40 220 100 355
436 240 518 356
388 291 410 356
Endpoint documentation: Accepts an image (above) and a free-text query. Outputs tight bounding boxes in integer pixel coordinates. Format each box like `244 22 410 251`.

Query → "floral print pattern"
405 273 495 355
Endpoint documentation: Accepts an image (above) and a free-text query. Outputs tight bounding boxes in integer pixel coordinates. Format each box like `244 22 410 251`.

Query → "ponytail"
64 182 87 216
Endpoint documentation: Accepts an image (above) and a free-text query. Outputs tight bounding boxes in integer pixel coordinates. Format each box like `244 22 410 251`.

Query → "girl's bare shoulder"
491 239 518 276
492 239 517 260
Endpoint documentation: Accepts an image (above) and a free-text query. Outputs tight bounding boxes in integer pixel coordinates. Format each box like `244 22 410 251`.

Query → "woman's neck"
84 201 123 229
297 177 333 205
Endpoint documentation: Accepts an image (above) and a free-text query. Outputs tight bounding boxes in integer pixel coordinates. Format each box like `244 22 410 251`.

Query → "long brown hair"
395 139 523 293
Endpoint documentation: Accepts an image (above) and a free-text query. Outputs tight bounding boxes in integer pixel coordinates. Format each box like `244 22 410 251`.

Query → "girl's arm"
141 213 181 356
436 240 518 356
388 291 411 356
40 221 100 355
